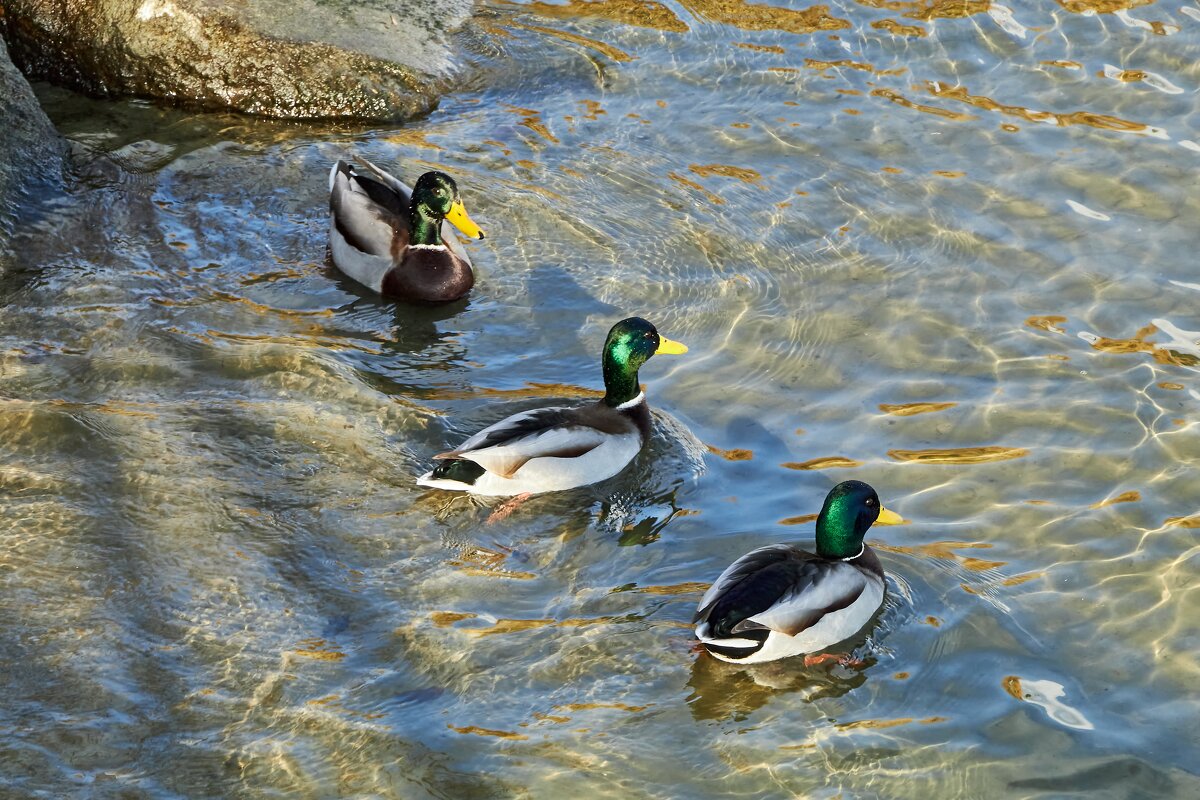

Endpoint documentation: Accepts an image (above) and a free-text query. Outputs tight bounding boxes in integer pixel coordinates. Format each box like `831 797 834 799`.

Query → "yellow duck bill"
875 507 904 525
656 336 688 355
445 199 485 239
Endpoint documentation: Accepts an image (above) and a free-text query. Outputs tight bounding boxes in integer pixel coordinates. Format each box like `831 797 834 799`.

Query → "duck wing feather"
696 545 871 638
436 403 636 479
330 161 408 258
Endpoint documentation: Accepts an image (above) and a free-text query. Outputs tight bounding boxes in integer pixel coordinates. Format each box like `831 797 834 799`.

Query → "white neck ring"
616 391 646 410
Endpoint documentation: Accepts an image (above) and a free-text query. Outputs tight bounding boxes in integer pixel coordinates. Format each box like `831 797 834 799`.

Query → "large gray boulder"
0 35 63 241
0 0 476 121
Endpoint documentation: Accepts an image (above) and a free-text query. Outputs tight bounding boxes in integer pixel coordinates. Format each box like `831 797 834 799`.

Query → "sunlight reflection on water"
2 0 1199 796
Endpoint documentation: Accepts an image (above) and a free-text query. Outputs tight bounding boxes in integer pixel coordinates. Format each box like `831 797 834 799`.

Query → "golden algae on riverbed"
925 82 1154 135
431 611 477 627
448 724 529 740
688 163 766 187
675 0 850 34
508 21 634 62
430 612 663 637
1042 60 1083 69
292 639 347 661
1080 324 1200 368
668 171 725 204
781 456 862 470
1001 572 1043 587
1057 0 1155 13
734 42 787 54
608 581 709 595
871 18 928 36
1026 315 1068 334
553 702 652 712
871 87 975 121
888 446 1029 464
505 0 689 32
450 561 538 580
877 541 1002 568
1090 490 1141 509
835 716 948 731
706 444 753 460
803 58 874 73
878 401 957 416
903 0 991 20
502 104 560 144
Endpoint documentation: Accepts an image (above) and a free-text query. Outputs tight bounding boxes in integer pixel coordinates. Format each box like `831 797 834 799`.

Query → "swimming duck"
328 159 485 303
694 480 902 665
417 317 688 497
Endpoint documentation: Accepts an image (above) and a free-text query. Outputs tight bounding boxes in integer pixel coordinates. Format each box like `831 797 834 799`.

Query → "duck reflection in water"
685 637 876 723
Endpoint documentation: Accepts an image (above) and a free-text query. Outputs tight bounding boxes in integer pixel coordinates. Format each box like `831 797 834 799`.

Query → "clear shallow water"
3 0 1200 796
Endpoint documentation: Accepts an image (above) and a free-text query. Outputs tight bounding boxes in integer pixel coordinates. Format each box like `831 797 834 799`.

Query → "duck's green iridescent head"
410 171 485 244
601 317 688 407
815 480 902 559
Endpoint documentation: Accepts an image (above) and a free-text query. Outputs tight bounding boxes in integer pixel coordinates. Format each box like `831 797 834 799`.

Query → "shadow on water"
327 278 473 359
685 651 874 722
526 262 620 324
1007 756 1181 796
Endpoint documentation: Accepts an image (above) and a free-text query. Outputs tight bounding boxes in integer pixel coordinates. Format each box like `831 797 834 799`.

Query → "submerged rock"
0 0 477 121
0 36 63 241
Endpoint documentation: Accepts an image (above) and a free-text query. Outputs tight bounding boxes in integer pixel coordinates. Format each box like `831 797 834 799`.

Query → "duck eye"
865 498 876 506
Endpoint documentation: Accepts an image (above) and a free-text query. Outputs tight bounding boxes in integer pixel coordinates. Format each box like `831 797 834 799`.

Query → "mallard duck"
328 159 485 303
694 480 903 664
417 317 688 496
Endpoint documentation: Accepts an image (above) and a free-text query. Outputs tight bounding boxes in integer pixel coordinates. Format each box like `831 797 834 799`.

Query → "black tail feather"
700 629 769 661
429 459 486 485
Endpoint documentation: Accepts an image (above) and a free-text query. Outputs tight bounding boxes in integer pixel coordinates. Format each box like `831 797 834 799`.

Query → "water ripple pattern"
1 0 1199 797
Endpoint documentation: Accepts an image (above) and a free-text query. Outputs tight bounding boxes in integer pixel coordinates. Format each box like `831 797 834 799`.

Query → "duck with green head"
695 480 903 664
329 158 485 303
418 317 688 496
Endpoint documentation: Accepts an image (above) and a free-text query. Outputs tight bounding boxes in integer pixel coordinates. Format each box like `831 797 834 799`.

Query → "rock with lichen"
0 0 477 121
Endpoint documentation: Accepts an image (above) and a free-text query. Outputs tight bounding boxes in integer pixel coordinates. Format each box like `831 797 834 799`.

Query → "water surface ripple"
2 0 1199 797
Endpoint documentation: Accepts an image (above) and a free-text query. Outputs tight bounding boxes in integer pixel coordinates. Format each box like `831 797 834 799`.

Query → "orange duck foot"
803 652 862 668
486 493 533 524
